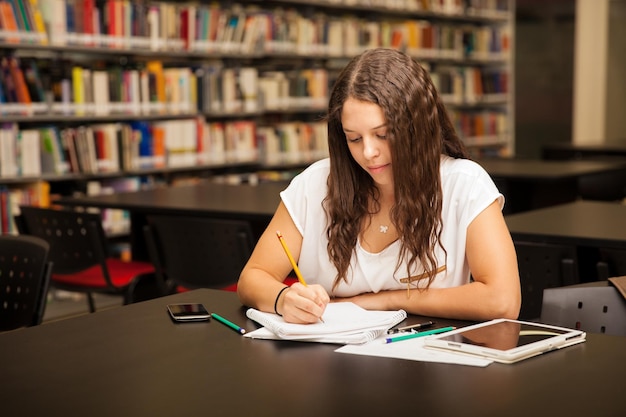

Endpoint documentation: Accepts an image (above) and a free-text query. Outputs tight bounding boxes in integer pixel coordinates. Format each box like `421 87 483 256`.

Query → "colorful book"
8 56 31 104
0 57 18 103
27 0 48 44
21 58 46 102
0 1 20 43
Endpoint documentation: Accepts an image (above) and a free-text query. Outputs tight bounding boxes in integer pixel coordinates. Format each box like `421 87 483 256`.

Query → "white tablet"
423 318 586 364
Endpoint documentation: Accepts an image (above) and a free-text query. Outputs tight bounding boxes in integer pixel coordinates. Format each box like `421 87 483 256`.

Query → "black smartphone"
167 303 211 322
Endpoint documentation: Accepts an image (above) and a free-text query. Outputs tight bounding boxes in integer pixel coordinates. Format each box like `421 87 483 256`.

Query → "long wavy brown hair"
324 48 469 291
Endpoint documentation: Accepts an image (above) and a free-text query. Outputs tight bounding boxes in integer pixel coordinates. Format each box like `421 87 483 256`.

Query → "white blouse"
280 156 503 297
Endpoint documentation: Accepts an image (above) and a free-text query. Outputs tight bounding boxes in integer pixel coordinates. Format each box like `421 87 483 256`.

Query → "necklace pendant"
379 225 389 233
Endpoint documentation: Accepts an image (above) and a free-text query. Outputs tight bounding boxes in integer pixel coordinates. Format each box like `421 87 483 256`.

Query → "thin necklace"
379 225 389 233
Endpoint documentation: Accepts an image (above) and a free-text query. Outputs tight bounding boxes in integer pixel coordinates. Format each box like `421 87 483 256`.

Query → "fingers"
282 283 329 324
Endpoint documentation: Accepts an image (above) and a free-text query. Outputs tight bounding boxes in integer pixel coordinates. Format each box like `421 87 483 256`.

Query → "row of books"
277 0 509 16
0 177 138 236
1 108 509 181
0 56 45 109
83 178 140 235
1 1 510 59
0 56 332 116
0 180 50 235
432 66 508 104
0 0 47 44
197 65 330 114
463 25 510 59
257 122 329 166
464 0 510 16
449 109 509 143
1 55 509 116
342 18 467 59
0 118 330 178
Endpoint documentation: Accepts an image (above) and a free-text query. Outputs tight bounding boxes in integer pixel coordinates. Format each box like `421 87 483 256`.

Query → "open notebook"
245 302 407 344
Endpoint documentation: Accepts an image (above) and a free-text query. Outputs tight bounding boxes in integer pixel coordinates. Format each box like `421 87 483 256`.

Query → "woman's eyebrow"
343 123 387 133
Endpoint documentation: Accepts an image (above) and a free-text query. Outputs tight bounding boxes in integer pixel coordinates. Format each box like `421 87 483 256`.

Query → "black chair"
15 206 156 313
515 241 579 320
596 247 626 281
0 235 52 331
143 215 255 293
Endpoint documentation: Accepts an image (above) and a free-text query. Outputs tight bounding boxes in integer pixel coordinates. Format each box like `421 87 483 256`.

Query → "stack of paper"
245 302 407 344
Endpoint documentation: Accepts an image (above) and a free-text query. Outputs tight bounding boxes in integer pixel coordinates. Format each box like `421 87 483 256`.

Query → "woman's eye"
348 137 362 143
376 134 387 139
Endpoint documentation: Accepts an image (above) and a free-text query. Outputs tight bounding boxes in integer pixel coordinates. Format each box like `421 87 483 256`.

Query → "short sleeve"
280 159 330 236
440 157 504 230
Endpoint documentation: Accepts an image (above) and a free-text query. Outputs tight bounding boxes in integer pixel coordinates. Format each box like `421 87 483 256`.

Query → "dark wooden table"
477 158 626 213
57 159 626 219
1 289 624 417
56 180 284 220
53 160 626 258
542 143 626 201
55 181 286 259
543 142 626 161
506 200 626 280
505 200 626 249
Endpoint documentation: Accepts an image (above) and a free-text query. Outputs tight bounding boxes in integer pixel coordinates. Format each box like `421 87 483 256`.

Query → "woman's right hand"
277 283 329 324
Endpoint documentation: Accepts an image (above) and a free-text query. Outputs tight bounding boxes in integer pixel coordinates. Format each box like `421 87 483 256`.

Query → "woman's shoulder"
440 155 503 210
291 158 330 184
305 157 331 173
283 158 330 196
440 155 489 178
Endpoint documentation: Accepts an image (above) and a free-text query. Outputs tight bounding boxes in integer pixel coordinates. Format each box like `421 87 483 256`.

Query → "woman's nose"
362 137 380 159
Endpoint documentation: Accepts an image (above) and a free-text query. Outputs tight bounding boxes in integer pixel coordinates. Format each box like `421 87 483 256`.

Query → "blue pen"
385 326 455 344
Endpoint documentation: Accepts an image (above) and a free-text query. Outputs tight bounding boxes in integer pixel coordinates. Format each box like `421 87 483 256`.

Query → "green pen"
211 313 246 335
384 326 455 344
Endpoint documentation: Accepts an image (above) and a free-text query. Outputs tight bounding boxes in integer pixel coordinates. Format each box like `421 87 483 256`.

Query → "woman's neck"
375 183 395 208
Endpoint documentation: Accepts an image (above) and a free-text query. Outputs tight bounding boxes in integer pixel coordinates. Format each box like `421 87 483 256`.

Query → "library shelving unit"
0 0 515 234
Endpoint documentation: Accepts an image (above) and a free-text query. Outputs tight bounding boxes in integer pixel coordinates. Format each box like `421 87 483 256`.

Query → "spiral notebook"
245 302 407 344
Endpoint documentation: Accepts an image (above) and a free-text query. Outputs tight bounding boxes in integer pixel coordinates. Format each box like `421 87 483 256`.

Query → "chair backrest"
541 281 626 336
16 206 110 278
596 247 626 281
0 235 52 331
144 215 254 291
515 241 579 320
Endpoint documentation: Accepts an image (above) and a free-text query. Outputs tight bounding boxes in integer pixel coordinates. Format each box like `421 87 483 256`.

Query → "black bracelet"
274 286 290 316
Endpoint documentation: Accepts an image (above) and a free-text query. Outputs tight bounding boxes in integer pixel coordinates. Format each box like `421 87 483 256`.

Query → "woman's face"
341 98 393 188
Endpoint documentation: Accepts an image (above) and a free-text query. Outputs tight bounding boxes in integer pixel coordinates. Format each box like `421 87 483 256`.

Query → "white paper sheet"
335 333 493 367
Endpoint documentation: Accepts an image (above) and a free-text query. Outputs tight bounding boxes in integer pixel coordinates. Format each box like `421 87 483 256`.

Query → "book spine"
0 1 20 43
0 57 19 103
40 0 67 46
26 0 48 44
71 65 84 115
13 0 32 33
8 56 31 104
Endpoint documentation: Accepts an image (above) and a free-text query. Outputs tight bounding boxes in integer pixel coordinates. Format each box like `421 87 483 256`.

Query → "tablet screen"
435 320 570 351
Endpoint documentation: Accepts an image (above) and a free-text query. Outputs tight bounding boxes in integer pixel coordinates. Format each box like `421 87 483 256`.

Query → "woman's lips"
368 164 388 174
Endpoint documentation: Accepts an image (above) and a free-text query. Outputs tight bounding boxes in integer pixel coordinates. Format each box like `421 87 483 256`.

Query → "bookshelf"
0 0 515 234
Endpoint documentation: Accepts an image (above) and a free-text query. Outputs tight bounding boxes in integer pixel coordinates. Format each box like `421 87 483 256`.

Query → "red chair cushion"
52 258 155 289
284 277 298 286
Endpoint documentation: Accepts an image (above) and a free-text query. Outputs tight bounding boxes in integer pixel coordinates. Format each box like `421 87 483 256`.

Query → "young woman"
238 48 520 323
